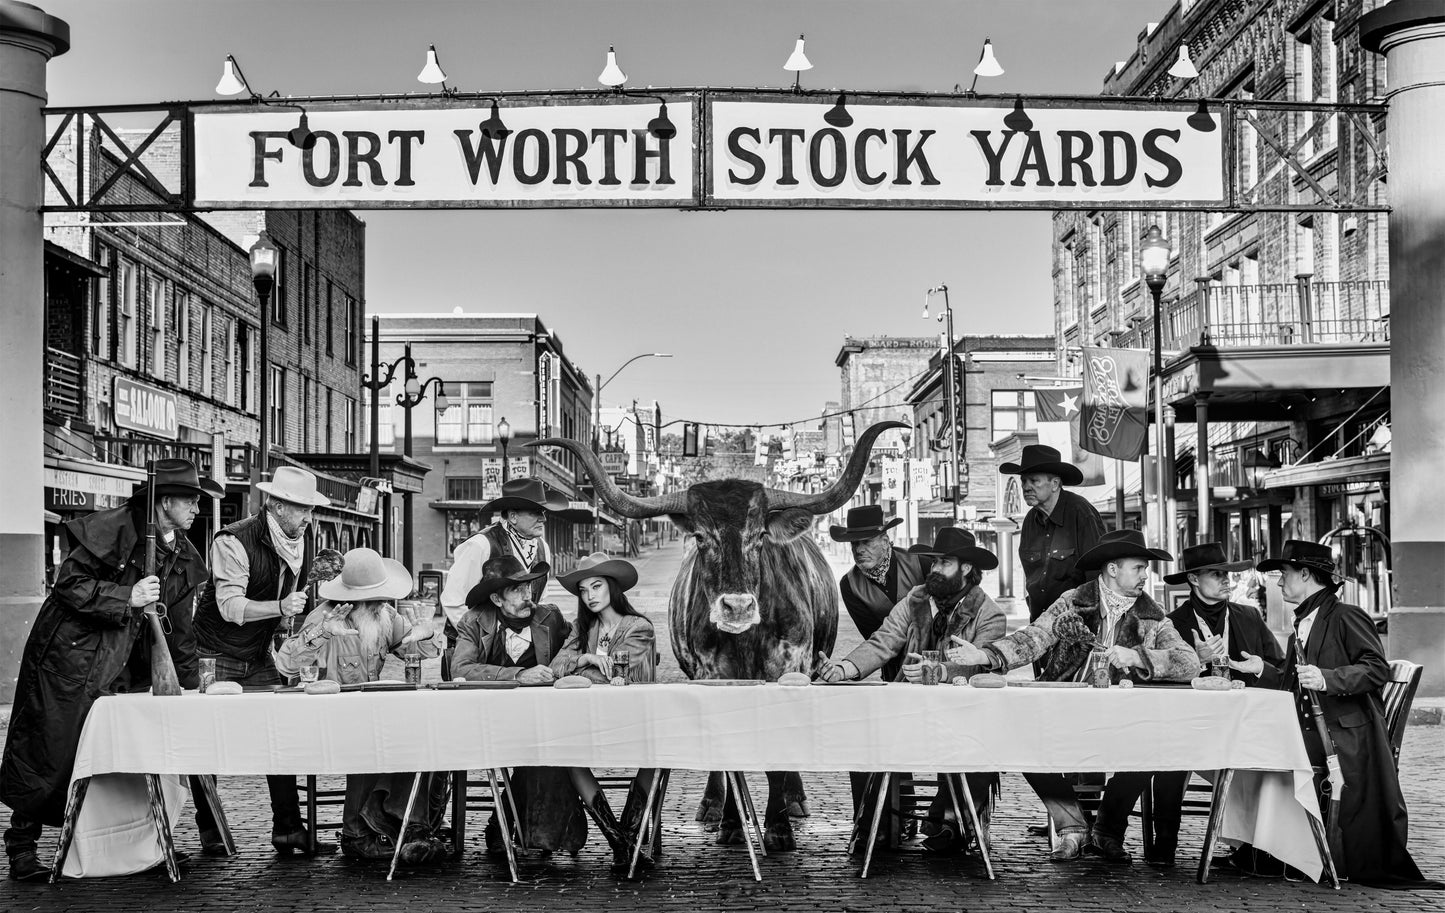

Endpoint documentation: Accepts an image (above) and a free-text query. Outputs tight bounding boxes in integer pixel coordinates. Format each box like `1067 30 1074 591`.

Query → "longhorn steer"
534 421 903 851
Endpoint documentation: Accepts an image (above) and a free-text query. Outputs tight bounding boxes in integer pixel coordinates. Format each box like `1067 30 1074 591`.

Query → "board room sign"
191 94 1224 210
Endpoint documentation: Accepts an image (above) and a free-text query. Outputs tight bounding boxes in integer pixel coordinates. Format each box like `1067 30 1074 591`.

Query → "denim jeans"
1023 771 1152 840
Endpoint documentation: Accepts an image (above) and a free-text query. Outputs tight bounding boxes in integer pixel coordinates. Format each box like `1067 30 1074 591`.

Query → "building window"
325 279 334 356
200 306 213 397
269 365 285 446
361 386 396 448
436 382 494 445
300 261 313 345
224 317 237 406
990 390 1037 441
343 395 357 451
176 292 191 388
149 278 166 378
301 376 311 451
446 477 489 501
344 295 358 365
119 260 137 368
272 246 287 328
325 387 334 451
92 243 113 359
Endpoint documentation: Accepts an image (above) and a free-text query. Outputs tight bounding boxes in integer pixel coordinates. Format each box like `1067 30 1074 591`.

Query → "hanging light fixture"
973 37 1004 78
1003 95 1033 132
215 55 251 96
598 45 627 88
417 44 448 85
287 110 317 150
784 34 812 92
479 100 511 140
647 101 676 140
1168 43 1199 80
824 93 853 128
1187 98 1217 133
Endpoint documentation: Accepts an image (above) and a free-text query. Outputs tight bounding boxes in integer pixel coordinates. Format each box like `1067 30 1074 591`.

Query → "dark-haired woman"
552 553 659 876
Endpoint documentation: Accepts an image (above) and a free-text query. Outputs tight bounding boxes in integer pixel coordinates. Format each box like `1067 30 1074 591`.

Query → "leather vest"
193 514 312 663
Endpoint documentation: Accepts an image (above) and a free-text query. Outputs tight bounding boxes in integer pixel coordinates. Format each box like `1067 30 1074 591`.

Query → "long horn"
528 438 688 519
767 420 907 514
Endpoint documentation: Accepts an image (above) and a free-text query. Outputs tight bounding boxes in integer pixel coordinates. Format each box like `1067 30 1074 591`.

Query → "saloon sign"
113 377 179 440
192 93 1225 210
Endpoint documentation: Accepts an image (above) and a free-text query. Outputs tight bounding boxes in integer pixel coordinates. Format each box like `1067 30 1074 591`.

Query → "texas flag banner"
1032 386 1105 486
1080 346 1150 461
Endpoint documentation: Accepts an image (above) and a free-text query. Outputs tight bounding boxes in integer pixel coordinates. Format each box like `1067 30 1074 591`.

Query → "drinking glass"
609 650 632 685
921 650 943 686
299 664 320 685
198 658 217 694
1087 649 1112 688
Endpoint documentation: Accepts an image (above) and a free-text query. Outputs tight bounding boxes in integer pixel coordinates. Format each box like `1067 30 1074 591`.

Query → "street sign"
113 377 178 440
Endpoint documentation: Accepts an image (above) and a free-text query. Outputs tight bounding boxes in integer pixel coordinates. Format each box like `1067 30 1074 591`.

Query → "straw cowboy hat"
1075 528 1173 571
130 457 225 502
906 527 999 571
481 478 569 515
466 555 552 607
1256 539 1344 583
1163 542 1254 585
828 505 902 543
998 444 1085 487
257 465 331 507
557 552 639 595
318 547 413 602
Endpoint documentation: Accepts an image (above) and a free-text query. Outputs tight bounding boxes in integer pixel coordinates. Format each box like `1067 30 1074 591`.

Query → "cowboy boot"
581 793 641 876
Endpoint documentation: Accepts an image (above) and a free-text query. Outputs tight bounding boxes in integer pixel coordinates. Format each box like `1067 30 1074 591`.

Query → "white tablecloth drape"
64 684 1324 879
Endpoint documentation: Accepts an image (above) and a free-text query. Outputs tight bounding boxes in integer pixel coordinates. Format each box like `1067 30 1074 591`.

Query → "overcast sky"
40 0 1172 429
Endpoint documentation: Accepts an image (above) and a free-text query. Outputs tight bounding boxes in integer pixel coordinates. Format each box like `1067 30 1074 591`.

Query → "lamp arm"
599 354 658 393
362 354 411 391
396 376 447 407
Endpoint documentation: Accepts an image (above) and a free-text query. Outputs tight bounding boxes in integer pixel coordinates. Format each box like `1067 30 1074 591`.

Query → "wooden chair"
1381 660 1423 770
853 772 994 879
449 769 526 881
296 776 347 853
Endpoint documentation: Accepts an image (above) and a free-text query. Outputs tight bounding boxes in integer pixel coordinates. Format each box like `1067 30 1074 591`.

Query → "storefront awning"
1261 452 1390 490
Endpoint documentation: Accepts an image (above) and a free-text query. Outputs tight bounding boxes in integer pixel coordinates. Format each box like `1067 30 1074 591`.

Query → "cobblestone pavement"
5 537 1442 911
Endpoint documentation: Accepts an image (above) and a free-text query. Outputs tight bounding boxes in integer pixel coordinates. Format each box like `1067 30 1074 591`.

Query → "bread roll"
554 675 592 689
967 672 1007 689
304 680 341 695
206 680 243 695
778 671 811 686
1190 677 1233 691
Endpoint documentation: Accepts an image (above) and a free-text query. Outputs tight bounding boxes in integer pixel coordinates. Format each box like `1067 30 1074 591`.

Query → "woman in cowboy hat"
550 553 659 876
275 548 446 866
1263 540 1426 884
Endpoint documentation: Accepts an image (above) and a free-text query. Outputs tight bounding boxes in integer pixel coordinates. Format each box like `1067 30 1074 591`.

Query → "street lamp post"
248 231 278 514
394 340 449 571
591 352 672 551
1140 225 1172 553
900 415 913 546
497 417 512 483
923 286 960 525
361 317 412 557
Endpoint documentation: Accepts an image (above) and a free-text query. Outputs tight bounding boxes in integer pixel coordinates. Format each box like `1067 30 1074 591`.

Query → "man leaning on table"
947 529 1200 864
818 527 1006 855
1145 542 1285 869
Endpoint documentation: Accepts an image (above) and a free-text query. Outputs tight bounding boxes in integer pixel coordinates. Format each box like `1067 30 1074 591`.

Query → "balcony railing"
44 347 84 419
93 434 215 477
1174 279 1389 348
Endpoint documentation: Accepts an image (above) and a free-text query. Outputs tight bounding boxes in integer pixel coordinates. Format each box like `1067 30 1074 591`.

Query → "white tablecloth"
65 684 1324 878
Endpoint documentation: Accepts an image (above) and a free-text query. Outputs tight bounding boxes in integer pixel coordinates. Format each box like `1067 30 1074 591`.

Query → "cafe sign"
113 377 179 440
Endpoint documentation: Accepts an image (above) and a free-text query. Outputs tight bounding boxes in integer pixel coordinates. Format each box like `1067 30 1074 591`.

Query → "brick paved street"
3 537 1441 911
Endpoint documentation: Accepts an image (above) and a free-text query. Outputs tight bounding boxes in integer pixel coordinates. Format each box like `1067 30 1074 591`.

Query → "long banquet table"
60 682 1331 882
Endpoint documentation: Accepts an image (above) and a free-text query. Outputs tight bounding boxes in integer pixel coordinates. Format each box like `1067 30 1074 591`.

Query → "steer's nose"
721 594 756 613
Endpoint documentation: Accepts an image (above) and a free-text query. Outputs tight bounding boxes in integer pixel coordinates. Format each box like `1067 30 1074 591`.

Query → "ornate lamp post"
923 286 960 525
497 416 512 483
248 231 278 514
591 352 671 551
394 340 448 570
1140 225 1172 552
361 318 413 556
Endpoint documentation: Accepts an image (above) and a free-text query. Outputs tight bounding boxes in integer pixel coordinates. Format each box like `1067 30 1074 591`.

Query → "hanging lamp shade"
1168 43 1199 80
648 102 677 140
599 46 627 87
417 45 448 84
973 38 1004 78
823 93 853 128
784 35 812 72
287 111 317 150
215 55 248 96
480 101 511 140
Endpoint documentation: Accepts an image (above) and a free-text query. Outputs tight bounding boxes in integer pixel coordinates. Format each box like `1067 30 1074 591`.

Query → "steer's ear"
765 508 814 544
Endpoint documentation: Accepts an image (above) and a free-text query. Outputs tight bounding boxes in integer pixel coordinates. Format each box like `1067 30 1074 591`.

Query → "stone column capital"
0 1 70 58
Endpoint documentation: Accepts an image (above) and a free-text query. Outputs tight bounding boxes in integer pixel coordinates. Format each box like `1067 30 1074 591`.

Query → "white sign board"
708 98 1224 206
194 101 696 208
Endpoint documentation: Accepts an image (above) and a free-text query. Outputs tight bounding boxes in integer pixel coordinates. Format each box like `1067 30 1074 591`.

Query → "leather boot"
580 792 637 875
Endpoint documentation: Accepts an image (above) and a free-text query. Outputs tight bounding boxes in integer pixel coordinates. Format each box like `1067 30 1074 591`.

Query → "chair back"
1381 659 1423 769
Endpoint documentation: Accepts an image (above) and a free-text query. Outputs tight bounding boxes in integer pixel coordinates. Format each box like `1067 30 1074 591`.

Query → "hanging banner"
193 99 697 208
1034 385 1106 487
1080 347 1150 461
708 94 1224 207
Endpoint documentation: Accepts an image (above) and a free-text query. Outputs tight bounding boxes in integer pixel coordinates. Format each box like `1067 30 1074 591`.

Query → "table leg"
144 774 182 883
860 773 892 879
486 769 520 883
193 775 237 855
450 771 467 860
650 769 671 858
1196 768 1234 885
848 772 880 854
1304 804 1342 889
305 775 318 854
723 772 762 882
386 772 424 882
627 768 665 880
734 773 767 857
48 777 90 883
498 767 527 849
949 774 994 881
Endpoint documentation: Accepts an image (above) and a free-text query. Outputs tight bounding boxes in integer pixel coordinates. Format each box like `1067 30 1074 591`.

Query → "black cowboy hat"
481 478 569 515
129 458 225 502
557 552 639 595
1075 528 1173 571
998 444 1085 487
828 505 902 542
906 527 999 571
1163 542 1254 585
1256 540 1343 582
466 555 552 608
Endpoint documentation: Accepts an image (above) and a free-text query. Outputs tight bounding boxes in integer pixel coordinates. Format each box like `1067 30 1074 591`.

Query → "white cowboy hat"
257 465 331 507
318 547 413 602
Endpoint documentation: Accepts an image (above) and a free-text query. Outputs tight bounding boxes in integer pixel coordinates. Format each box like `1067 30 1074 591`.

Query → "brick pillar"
1362 2 1445 696
0 3 69 701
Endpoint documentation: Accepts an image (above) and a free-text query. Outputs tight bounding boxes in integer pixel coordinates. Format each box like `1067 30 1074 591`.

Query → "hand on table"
901 653 927 683
129 575 161 608
517 665 556 685
946 636 988 667
815 660 853 683
1296 663 1326 691
580 652 613 678
1227 651 1265 677
1106 645 1143 670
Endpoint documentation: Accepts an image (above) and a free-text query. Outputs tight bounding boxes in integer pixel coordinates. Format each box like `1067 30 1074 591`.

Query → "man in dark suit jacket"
1146 542 1286 868
1266 540 1424 885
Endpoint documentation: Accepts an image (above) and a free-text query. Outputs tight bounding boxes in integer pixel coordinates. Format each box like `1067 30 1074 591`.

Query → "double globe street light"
1140 224 1172 553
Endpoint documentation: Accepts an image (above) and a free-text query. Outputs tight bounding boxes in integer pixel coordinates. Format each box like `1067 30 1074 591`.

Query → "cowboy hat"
1163 542 1254 585
257 465 331 507
481 478 569 515
557 552 639 595
466 555 551 607
130 458 225 501
906 527 999 571
318 547 413 602
828 505 902 543
1075 528 1173 571
998 444 1085 487
1256 540 1343 582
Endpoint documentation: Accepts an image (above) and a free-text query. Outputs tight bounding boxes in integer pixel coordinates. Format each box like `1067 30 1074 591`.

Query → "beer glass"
609 650 632 685
921 650 943 686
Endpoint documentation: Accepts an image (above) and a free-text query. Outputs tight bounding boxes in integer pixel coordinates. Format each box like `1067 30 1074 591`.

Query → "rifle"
1292 634 1344 874
142 460 183 696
